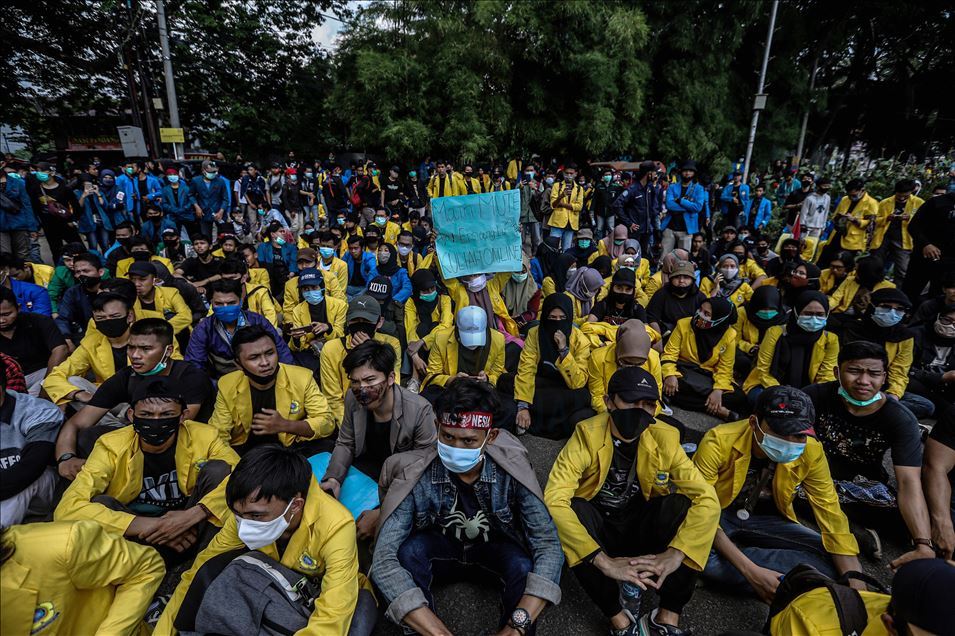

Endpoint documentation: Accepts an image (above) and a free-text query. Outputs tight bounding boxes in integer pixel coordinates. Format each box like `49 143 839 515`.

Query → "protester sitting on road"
700 254 754 308
545 367 719 636
0 285 68 395
218 258 281 328
588 319 663 414
372 379 563 636
421 305 505 394
126 261 191 334
404 269 453 385
646 260 705 336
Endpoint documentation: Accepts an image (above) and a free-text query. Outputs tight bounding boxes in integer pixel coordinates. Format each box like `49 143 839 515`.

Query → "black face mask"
131 251 151 262
610 407 655 440
242 364 279 386
133 414 180 446
96 316 129 339
609 291 632 307
117 236 132 248
668 281 694 297
346 322 377 340
78 274 101 289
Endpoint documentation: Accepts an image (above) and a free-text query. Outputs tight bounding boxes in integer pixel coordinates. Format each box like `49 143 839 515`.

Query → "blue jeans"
397 529 535 634
595 215 615 239
548 226 574 251
703 511 835 596
899 392 935 419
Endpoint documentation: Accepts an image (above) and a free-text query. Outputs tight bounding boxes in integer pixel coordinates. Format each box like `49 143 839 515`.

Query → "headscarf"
590 255 613 279
503 255 538 316
713 253 744 296
623 239 643 263
568 231 598 267
565 266 604 315
770 290 828 386
537 293 574 373
536 235 562 278
412 226 430 254
845 287 913 344
692 297 736 362
411 269 439 339
615 319 651 365
376 242 399 277
464 276 496 330
745 285 787 340
551 252 578 293
659 248 690 285
602 224 629 259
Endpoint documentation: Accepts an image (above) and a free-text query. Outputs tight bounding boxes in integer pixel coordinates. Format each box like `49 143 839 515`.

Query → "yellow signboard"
160 128 185 143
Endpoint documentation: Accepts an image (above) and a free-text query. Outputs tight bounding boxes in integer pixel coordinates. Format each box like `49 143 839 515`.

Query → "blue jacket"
189 175 230 219
0 176 37 232
529 258 544 287
218 175 233 211
256 241 299 273
116 173 162 218
55 284 96 340
10 279 51 316
612 181 661 234
744 195 773 229
140 216 178 245
239 174 267 205
161 183 194 224
387 269 412 303
663 181 707 234
719 183 750 217
343 251 379 286
184 310 292 379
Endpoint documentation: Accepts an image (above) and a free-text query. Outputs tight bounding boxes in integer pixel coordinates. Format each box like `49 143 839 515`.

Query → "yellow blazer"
661 317 737 392
404 295 454 351
136 285 191 334
27 262 55 287
283 269 346 313
833 193 879 251
249 267 271 289
827 273 894 314
544 414 720 569
115 255 175 279
693 419 858 555
743 325 840 393
319 333 402 424
422 328 505 389
514 325 590 404
444 275 518 336
699 278 754 308
548 181 585 231
871 195 924 251
587 341 663 413
287 297 348 350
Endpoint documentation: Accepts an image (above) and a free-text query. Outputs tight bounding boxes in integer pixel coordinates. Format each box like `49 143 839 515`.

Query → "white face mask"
397 245 413 257
236 499 294 549
467 274 488 292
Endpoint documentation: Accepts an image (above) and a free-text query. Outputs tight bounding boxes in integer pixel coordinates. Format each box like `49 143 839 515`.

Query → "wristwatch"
56 452 76 465
508 607 533 634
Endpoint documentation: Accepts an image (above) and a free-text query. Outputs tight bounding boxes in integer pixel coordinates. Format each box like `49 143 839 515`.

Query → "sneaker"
853 526 883 561
144 594 170 627
639 609 692 636
610 612 642 636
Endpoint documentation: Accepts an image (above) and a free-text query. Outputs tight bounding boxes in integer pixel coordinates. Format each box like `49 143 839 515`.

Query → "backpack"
766 564 886 636
177 550 321 636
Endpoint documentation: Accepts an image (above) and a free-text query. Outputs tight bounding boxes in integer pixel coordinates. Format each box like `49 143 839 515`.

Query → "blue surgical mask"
837 385 883 407
437 436 488 474
6 172 22 180
319 247 336 259
755 424 805 464
35 171 50 182
796 315 827 332
302 289 324 305
871 307 904 327
337 217 345 225
545 177 555 186
375 216 387 226
168 175 179 184
755 309 779 320
205 170 218 180
602 175 612 183
511 273 528 283
274 236 286 247
213 304 242 323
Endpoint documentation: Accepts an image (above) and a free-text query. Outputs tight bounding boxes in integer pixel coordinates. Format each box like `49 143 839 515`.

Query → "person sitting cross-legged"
544 367 720 636
694 386 864 604
371 379 563 636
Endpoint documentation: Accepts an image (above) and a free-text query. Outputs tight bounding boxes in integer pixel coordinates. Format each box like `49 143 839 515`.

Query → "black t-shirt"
88 361 213 414
349 260 366 287
139 298 156 311
355 416 391 480
0 313 66 375
593 438 643 515
382 178 403 203
131 443 186 515
441 474 493 544
179 255 222 282
235 385 280 453
730 456 777 517
111 345 129 374
803 382 923 482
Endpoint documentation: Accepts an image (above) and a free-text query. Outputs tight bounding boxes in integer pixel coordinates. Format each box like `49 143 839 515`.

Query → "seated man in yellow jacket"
692 386 863 604
544 367 720 636
209 324 335 455
218 258 281 327
114 237 175 279
0 520 165 636
127 261 192 334
154 445 366 636
55 378 238 562
283 245 347 312
286 268 348 370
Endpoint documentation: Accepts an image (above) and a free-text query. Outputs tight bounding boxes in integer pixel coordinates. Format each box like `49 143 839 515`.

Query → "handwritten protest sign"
431 189 522 278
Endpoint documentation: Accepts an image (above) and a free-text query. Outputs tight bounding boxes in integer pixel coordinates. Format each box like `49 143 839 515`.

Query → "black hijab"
770 290 828 386
411 269 439 339
536 236 562 278
590 255 613 279
551 252 578 293
376 242 399 277
844 287 913 344
537 293 574 372
746 285 788 340
692 297 736 362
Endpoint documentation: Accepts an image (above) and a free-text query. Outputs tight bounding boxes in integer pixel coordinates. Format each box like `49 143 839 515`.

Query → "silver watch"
509 607 533 632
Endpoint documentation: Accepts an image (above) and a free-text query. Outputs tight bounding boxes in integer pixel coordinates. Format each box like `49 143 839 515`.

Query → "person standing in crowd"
187 160 228 239
902 189 955 304
719 171 749 229
519 165 543 250
743 183 772 234
0 158 36 260
613 161 660 254
662 161 707 253
797 176 832 238
871 179 922 282
822 178 879 262
548 163 585 251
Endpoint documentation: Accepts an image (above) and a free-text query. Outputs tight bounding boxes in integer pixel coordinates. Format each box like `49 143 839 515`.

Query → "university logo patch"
299 552 318 571
289 401 301 414
31 602 60 634
654 471 669 487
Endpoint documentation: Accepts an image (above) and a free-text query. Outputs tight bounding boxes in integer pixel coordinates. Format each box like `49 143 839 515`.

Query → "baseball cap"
127 261 157 278
607 367 659 403
671 261 696 278
576 228 594 241
130 377 184 407
161 227 178 237
366 276 393 302
297 268 324 289
755 386 815 436
297 247 317 263
889 559 955 634
348 294 381 323
456 306 488 348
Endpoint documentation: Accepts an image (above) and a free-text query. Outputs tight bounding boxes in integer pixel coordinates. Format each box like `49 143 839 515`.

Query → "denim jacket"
371 435 563 624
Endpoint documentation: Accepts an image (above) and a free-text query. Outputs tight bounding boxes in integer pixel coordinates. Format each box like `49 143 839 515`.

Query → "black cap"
755 386 815 436
889 559 955 633
127 261 157 277
607 367 659 403
366 275 393 302
870 287 912 310
681 160 698 172
130 377 184 407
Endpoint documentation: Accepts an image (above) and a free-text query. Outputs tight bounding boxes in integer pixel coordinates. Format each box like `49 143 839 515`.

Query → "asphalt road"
371 407 905 636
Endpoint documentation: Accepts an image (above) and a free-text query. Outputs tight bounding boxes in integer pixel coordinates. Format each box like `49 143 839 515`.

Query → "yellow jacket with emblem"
693 419 858 555
770 587 889 635
699 278 754 308
209 363 334 447
426 173 456 199
320 333 402 423
0 520 165 636
422 327 505 389
55 420 239 533
587 342 663 414
136 285 192 334
871 194 924 251
544 414 720 569
287 297 348 350
662 317 737 392
42 323 183 405
115 255 175 279
444 275 518 336
154 478 359 636
743 325 840 393
283 269 347 312
514 324 591 404
827 273 895 314
404 294 453 351
833 193 879 251
26 262 55 287
548 181 585 231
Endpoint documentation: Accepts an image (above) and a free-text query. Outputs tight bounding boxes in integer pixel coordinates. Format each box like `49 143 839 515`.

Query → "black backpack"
765 564 887 636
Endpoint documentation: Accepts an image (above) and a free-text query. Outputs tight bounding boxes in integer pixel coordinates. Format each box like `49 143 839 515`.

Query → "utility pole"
156 0 184 160
742 0 779 184
795 54 820 168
